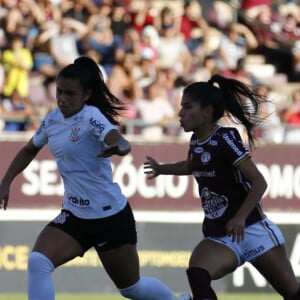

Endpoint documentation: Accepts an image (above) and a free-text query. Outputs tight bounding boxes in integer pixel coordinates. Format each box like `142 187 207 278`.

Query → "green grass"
0 293 281 300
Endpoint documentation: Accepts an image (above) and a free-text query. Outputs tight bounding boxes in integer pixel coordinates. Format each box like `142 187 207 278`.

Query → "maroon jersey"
188 126 265 237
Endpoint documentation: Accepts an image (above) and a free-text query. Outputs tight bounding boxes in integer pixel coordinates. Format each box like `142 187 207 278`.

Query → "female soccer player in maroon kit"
144 74 300 300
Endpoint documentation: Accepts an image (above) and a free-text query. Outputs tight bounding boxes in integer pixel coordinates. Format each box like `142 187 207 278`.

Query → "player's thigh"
252 244 299 297
189 239 239 280
98 243 140 289
32 225 84 267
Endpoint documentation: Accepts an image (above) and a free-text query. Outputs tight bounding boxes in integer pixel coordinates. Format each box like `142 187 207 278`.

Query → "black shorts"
47 202 137 254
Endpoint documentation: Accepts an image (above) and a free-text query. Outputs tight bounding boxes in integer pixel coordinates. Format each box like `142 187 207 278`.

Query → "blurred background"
0 0 300 296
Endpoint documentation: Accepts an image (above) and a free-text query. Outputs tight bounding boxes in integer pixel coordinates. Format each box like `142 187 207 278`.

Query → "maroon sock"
286 285 300 300
186 267 217 300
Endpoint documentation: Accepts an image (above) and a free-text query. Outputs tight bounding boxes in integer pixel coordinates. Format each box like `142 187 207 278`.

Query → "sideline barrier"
0 139 299 211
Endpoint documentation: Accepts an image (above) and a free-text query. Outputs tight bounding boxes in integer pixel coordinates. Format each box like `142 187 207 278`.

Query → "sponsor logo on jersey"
201 152 211 164
67 194 90 206
69 127 80 142
89 117 105 134
193 170 216 178
201 187 228 219
194 146 204 154
223 133 243 156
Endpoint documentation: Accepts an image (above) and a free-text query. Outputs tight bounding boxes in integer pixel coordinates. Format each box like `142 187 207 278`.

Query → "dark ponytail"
58 56 126 125
183 74 267 149
209 74 266 149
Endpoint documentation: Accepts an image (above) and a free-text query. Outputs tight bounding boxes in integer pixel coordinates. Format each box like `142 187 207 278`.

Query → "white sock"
27 252 55 300
119 276 175 300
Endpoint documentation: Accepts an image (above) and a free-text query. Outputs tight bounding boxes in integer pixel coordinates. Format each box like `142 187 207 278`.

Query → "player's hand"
226 215 246 243
144 156 160 179
0 182 9 210
97 145 120 158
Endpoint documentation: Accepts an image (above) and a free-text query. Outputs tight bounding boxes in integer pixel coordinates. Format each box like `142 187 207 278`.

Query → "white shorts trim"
206 217 285 266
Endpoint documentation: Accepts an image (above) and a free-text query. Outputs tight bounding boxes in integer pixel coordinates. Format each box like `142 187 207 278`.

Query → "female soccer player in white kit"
0 56 190 300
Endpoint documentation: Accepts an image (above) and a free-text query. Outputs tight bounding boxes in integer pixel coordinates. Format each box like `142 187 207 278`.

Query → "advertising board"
0 141 299 211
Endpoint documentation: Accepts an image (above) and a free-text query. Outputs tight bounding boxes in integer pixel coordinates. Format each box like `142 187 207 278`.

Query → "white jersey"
33 105 127 219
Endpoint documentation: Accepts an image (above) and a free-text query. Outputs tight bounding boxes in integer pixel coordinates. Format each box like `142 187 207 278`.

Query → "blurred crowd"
0 0 300 144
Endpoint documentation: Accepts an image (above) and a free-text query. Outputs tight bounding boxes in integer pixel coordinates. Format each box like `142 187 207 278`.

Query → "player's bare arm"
0 138 41 209
98 129 131 158
144 156 192 179
226 158 268 242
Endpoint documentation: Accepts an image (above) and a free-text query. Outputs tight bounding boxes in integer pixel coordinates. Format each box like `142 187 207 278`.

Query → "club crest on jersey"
201 152 211 164
53 211 70 224
69 127 80 142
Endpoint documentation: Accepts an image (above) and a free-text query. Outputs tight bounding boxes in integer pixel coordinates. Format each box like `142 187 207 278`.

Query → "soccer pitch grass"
0 294 281 300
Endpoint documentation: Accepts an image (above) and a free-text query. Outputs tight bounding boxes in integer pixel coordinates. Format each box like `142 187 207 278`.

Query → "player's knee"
28 252 54 274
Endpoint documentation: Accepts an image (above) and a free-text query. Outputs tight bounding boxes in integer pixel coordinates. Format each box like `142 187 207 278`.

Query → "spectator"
48 17 88 68
86 48 108 83
254 84 285 143
131 51 157 89
0 52 4 94
139 25 160 65
191 55 219 82
158 22 192 77
155 67 184 114
85 10 124 75
121 26 141 57
133 81 176 140
109 1 131 39
0 90 34 131
220 57 257 86
155 5 180 36
240 1 296 81
106 53 139 131
62 0 96 24
292 40 300 81
216 22 258 72
278 11 300 81
281 89 300 142
35 0 62 27
2 34 33 102
240 0 273 21
282 89 300 125
0 46 5 129
1 0 33 43
179 0 209 54
129 0 158 35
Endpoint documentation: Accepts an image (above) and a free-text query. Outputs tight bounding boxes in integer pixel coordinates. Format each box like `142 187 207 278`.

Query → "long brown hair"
183 74 267 149
57 56 126 125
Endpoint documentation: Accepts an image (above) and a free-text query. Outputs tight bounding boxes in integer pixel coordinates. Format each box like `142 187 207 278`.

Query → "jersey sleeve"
220 127 251 167
32 118 49 148
86 107 116 142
